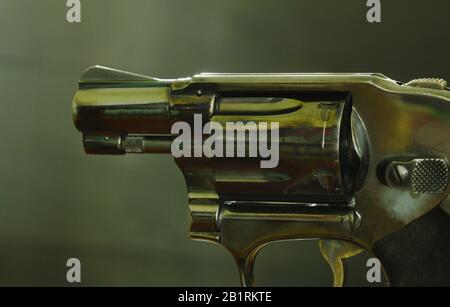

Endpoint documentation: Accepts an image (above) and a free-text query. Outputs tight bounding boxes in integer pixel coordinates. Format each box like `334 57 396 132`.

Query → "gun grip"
373 205 450 286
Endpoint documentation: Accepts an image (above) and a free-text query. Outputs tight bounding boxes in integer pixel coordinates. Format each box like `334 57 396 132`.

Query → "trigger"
234 247 261 287
319 239 363 287
235 256 256 287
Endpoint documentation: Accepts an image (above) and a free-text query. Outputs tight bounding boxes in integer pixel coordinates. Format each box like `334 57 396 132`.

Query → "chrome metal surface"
73 66 450 286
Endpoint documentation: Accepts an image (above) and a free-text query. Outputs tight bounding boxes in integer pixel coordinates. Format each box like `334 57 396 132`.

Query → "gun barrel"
73 66 174 154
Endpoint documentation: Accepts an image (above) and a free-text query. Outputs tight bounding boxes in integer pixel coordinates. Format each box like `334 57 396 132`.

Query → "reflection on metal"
319 239 364 287
73 66 450 286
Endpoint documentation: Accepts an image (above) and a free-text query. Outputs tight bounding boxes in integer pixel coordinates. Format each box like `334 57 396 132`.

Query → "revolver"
72 66 450 286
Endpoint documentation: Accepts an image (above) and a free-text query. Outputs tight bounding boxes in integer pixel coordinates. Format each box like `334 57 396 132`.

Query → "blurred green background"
0 0 448 286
